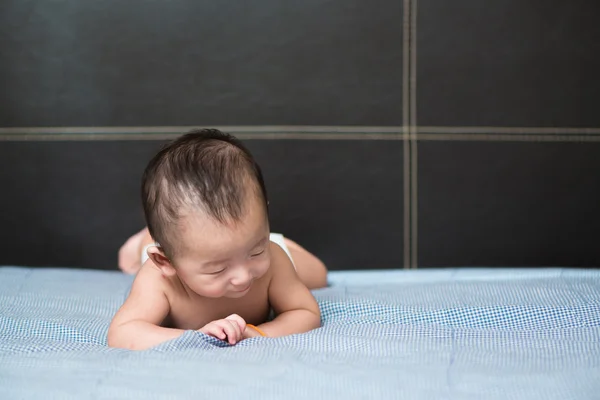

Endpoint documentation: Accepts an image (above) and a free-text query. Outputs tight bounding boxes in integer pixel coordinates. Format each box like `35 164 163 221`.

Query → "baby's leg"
118 227 152 274
284 238 328 289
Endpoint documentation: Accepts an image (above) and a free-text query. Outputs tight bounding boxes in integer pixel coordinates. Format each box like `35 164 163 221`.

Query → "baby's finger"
225 314 246 332
229 319 243 341
224 316 243 339
200 324 226 340
220 320 241 344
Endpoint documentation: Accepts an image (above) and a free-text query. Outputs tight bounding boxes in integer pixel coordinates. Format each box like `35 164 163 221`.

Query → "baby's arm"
107 264 185 350
253 243 321 337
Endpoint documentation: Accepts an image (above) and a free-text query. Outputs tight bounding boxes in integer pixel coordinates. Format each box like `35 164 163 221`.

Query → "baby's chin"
223 291 250 299
194 285 252 299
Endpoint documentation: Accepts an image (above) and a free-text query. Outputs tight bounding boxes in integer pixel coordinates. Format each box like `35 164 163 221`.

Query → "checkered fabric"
0 266 599 399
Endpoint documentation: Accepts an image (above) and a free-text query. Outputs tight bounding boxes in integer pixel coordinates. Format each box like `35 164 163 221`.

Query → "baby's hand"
198 314 246 345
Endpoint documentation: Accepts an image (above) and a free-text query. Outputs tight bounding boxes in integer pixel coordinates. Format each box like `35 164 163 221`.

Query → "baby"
108 129 327 350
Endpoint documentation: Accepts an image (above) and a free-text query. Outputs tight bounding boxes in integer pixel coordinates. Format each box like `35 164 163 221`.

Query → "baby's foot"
118 228 146 274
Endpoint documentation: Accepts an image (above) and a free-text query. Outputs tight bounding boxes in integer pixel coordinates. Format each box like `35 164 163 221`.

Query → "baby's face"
172 197 271 299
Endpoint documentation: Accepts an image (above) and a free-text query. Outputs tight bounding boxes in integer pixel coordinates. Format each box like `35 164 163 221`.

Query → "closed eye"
251 250 265 258
206 269 225 275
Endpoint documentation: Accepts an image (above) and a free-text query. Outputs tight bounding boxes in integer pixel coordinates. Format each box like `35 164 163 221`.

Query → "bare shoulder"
132 260 172 294
267 240 319 316
110 261 173 327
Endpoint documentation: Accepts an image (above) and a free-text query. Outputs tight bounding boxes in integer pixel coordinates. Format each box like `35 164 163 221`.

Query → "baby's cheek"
258 259 271 276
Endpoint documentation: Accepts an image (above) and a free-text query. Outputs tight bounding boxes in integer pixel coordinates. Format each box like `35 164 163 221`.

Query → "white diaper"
140 232 295 267
140 243 157 266
269 232 295 268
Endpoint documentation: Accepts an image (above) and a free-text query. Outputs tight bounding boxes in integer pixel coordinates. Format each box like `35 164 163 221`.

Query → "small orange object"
246 324 267 337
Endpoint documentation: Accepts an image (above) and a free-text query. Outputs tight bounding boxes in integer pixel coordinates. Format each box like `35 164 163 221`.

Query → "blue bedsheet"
0 266 599 399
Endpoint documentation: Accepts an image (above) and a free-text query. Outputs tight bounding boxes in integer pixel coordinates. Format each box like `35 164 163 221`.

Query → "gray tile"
0 0 403 127
418 140 600 267
0 141 159 269
0 139 404 270
248 140 404 270
417 0 600 127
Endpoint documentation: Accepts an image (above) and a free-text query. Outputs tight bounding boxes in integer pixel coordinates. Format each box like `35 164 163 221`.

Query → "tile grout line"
403 0 412 270
3 131 600 142
416 133 600 142
410 0 419 270
0 126 404 134
1 125 599 140
418 126 600 134
0 133 407 141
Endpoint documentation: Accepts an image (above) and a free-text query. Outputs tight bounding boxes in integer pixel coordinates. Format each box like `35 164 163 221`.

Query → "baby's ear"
147 246 176 277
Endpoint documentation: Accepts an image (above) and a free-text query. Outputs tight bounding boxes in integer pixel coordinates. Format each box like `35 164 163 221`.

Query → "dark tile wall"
2 0 599 270
418 140 600 267
414 0 600 268
248 140 404 270
0 140 403 270
418 0 600 127
0 0 403 127
0 0 405 270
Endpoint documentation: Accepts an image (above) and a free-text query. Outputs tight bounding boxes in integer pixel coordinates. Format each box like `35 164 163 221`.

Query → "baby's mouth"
233 282 252 293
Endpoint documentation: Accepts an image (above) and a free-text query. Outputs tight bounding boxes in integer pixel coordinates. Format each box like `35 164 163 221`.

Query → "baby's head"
141 129 271 297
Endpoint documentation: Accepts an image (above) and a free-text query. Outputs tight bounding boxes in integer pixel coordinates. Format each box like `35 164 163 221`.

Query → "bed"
1 266 598 399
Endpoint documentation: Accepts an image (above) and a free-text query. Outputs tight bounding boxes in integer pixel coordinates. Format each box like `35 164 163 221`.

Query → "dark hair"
141 128 268 258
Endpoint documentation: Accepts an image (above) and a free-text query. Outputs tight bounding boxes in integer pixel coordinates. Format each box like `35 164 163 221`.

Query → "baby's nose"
230 266 252 285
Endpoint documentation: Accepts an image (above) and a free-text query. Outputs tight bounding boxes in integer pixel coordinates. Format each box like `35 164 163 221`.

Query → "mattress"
1 266 599 399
